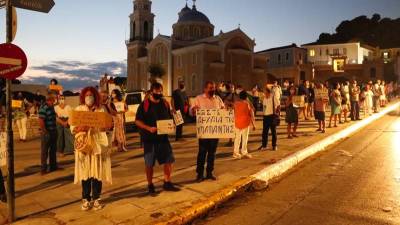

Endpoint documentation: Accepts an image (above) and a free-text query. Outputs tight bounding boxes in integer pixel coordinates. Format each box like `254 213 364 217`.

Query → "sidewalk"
0 102 397 225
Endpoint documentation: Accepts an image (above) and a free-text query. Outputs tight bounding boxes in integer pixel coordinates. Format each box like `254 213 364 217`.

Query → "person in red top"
233 91 256 159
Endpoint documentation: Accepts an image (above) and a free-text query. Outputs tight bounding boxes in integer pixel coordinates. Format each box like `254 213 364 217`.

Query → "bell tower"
126 0 155 91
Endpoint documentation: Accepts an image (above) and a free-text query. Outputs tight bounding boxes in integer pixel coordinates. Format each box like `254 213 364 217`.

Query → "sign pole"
5 0 16 222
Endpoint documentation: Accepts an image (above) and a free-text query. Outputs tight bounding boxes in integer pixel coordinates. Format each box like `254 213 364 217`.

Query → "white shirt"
55 105 72 118
263 95 280 116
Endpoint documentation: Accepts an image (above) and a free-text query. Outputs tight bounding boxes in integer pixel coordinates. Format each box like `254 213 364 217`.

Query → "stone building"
126 0 268 96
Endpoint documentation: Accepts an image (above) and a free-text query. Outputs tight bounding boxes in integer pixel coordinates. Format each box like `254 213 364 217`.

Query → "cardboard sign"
196 109 235 139
292 95 305 108
11 100 22 108
114 102 126 112
125 105 138 123
157 119 176 135
315 88 329 100
69 111 113 129
173 110 184 126
0 132 6 167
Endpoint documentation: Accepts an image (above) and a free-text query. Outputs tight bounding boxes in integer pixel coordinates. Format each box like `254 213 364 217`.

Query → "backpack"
143 98 170 113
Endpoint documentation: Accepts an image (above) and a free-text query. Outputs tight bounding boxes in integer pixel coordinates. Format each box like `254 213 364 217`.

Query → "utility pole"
5 0 16 222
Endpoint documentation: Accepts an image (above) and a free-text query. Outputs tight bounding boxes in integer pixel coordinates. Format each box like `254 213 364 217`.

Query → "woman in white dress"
363 84 374 117
71 87 112 211
380 81 386 107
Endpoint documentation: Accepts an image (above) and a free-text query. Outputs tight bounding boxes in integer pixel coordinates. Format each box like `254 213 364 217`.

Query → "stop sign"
0 43 28 80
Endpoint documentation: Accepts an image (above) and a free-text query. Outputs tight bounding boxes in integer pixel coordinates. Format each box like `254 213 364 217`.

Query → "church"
126 0 268 96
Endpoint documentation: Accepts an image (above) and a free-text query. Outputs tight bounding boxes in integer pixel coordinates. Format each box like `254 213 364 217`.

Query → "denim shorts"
143 142 175 167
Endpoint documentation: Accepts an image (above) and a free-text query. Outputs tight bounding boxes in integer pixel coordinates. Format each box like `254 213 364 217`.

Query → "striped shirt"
38 104 57 131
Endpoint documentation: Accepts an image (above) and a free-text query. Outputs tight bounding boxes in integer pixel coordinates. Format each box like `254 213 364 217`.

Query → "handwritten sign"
48 84 63 91
196 109 235 139
11 100 22 108
157 120 175 135
292 95 305 108
114 102 126 112
125 105 138 123
173 110 184 126
315 88 329 100
69 111 113 129
0 133 6 167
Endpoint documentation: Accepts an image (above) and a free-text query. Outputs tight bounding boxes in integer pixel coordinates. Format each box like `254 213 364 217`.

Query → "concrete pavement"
0 101 397 225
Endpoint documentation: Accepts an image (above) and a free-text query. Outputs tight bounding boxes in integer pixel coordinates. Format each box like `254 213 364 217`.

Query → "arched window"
132 21 136 39
191 73 197 91
144 21 149 40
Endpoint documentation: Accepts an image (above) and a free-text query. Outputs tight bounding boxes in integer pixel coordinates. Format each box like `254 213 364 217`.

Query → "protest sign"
114 102 126 112
315 88 329 100
293 95 305 108
125 105 138 123
48 84 63 91
196 109 235 139
69 111 113 129
11 100 22 108
0 132 6 167
157 119 175 135
173 110 184 126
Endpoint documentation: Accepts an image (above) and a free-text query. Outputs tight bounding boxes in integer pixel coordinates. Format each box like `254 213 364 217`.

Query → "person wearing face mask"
71 87 112 211
135 82 179 195
55 95 73 157
191 81 225 182
38 94 58 175
171 81 189 141
109 89 128 152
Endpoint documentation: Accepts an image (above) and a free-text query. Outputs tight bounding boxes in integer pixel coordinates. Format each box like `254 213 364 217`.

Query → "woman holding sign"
71 87 112 211
109 89 128 152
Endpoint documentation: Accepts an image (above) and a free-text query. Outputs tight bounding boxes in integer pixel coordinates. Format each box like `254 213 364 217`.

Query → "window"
191 73 197 91
300 71 306 81
326 49 329 55
333 48 339 55
370 68 376 78
278 54 281 64
383 52 389 59
192 53 197 65
144 21 149 40
309 49 315 57
286 53 289 61
319 48 322 56
333 59 345 72
343 48 347 55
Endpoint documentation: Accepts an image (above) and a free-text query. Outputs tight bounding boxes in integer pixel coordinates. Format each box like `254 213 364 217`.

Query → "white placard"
157 120 176 135
173 110 184 126
315 88 329 100
293 95 305 108
0 133 7 167
114 102 125 112
196 109 235 139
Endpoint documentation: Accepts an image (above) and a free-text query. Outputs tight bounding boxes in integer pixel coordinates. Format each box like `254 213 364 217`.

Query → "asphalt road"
196 109 400 225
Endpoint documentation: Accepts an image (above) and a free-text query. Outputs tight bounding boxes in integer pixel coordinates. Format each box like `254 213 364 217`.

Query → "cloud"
20 60 127 91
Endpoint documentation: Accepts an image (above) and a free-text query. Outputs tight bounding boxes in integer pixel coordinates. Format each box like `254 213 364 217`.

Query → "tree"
147 64 166 84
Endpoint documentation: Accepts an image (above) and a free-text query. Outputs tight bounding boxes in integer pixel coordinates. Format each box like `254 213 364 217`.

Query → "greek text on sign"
173 110 184 126
292 95 305 108
315 88 329 100
0 132 6 167
196 109 235 139
69 111 113 129
11 100 22 108
157 120 175 135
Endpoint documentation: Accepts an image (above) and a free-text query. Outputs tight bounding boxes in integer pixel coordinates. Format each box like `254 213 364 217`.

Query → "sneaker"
242 153 253 159
233 153 242 159
148 184 156 194
81 199 91 211
163 182 180 192
92 199 104 211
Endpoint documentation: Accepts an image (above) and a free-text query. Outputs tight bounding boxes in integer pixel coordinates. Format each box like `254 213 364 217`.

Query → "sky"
0 0 399 90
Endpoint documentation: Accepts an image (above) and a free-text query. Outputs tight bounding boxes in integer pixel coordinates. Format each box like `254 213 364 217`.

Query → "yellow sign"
196 109 235 139
292 96 305 108
157 119 175 135
315 88 329 101
69 111 113 129
114 102 126 112
49 84 63 91
11 100 22 108
0 132 6 167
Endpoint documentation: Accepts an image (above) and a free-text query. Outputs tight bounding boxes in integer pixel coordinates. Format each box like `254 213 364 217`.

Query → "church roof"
177 5 211 23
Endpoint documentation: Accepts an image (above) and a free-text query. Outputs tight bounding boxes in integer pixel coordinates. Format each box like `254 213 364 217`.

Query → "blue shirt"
38 104 57 131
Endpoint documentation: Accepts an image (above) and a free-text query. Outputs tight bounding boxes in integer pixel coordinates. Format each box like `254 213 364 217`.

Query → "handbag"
74 129 94 155
271 94 281 127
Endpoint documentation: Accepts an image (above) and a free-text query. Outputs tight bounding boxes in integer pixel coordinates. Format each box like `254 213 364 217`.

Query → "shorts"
314 111 325 121
143 142 175 167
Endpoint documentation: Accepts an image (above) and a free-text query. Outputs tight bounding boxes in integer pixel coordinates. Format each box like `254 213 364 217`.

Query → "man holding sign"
135 83 179 195
191 81 225 182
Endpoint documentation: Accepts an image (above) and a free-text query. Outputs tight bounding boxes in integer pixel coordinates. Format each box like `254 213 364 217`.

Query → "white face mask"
85 96 95 107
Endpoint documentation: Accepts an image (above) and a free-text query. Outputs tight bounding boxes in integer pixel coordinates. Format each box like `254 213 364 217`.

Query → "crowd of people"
0 75 398 211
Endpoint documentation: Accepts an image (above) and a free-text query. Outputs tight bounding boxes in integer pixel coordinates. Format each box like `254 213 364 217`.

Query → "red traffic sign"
0 43 27 80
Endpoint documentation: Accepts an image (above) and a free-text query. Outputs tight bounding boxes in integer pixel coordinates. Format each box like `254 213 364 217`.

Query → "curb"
155 101 400 225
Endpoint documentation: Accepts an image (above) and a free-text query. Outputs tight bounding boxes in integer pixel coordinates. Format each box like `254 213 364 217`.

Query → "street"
196 109 400 225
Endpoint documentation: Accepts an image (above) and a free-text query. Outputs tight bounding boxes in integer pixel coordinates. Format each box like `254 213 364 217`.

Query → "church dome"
178 7 211 24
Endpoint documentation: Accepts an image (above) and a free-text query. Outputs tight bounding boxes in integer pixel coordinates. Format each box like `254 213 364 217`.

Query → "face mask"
208 90 215 97
153 93 163 100
85 96 95 107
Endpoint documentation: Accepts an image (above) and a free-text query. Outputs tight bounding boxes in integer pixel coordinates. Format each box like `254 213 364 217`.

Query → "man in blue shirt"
38 94 58 175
